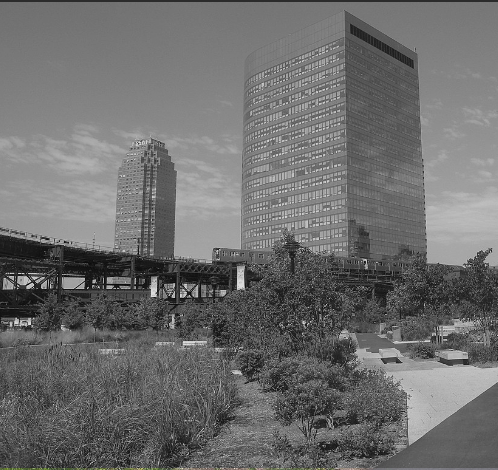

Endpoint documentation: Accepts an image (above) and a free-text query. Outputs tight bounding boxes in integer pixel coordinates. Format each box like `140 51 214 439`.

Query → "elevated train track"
0 227 404 317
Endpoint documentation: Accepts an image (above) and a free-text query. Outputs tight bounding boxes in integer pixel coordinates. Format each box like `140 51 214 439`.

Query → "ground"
179 372 405 469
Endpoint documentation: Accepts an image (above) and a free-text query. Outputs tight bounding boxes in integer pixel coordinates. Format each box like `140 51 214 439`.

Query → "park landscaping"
2 231 498 467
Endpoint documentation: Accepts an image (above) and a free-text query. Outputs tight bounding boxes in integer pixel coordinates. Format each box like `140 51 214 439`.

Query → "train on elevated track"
212 247 413 275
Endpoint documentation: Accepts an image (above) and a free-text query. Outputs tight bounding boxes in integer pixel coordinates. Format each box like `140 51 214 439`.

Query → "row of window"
350 196 423 223
348 92 418 128
244 93 345 140
243 214 348 238
244 116 345 154
244 128 345 159
244 159 345 191
244 170 346 202
246 38 344 87
246 51 344 98
346 213 426 237
346 38 418 84
243 199 347 226
244 238 348 252
243 185 346 214
243 145 345 178
349 139 421 167
245 73 344 121
244 68 346 115
350 24 414 69
346 60 419 106
348 153 423 186
349 126 420 153
349 112 420 141
348 184 425 211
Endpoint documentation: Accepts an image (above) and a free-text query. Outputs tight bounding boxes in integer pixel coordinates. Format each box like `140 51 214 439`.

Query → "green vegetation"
0 340 237 467
209 231 407 463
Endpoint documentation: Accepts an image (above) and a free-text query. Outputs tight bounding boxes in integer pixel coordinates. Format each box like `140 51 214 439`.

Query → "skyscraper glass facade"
241 11 426 260
114 138 177 257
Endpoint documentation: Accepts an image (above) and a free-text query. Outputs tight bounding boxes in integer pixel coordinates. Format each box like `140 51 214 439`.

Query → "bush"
274 379 342 445
235 349 266 381
443 332 470 351
407 341 438 359
400 320 433 341
305 336 358 370
344 368 406 426
259 355 348 393
334 422 395 457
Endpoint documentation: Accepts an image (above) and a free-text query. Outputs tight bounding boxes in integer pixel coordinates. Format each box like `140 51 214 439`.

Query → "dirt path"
180 370 400 469
180 373 288 468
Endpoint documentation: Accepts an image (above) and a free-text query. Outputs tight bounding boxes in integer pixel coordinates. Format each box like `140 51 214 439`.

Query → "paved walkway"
353 334 498 467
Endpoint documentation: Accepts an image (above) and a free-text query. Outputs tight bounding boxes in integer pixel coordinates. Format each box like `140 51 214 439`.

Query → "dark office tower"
114 138 177 257
241 11 426 260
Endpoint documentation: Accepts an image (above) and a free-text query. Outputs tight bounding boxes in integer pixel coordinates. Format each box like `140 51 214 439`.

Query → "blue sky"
1 2 497 266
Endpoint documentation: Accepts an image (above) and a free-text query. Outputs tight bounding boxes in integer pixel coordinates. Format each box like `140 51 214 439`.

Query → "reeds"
0 340 237 467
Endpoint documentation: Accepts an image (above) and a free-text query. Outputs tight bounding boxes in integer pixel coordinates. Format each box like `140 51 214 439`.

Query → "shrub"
259 355 348 393
235 349 266 381
443 332 470 351
344 368 406 426
274 379 342 445
334 422 395 457
304 336 358 370
400 320 433 341
407 341 438 359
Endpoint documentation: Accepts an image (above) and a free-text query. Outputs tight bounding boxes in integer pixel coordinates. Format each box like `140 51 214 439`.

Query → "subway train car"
212 247 411 274
212 248 272 265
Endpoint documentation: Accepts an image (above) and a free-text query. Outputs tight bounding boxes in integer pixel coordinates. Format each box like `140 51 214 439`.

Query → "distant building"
241 11 426 260
114 138 177 257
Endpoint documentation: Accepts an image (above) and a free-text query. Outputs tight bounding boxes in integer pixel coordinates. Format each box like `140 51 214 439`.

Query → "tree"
211 230 357 355
61 299 86 329
386 253 454 341
33 293 64 332
85 294 108 339
458 248 498 346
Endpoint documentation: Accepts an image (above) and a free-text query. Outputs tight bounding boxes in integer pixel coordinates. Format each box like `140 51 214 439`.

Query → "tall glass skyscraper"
114 138 177 257
241 11 426 260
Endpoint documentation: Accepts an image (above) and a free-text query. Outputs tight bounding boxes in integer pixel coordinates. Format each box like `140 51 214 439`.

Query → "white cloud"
471 158 494 167
443 127 465 140
0 125 126 175
1 179 116 224
462 107 498 127
427 188 498 244
175 158 240 219
426 149 449 168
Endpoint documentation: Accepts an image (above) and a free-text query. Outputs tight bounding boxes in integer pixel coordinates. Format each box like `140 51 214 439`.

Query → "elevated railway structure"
0 227 403 318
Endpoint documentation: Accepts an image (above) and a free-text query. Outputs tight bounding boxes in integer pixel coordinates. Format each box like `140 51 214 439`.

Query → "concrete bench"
182 340 208 348
379 348 402 363
154 341 175 347
437 349 469 366
98 348 125 355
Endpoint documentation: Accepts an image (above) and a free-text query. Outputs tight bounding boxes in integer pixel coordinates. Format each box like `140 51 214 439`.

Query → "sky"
1 2 498 266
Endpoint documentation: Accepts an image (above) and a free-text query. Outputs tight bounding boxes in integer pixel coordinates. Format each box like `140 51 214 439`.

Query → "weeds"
0 340 237 467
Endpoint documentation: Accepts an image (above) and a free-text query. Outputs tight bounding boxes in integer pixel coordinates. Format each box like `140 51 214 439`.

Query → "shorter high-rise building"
114 137 176 257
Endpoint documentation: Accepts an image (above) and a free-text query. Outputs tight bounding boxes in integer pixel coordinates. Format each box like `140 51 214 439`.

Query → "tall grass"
0 341 238 467
0 326 179 348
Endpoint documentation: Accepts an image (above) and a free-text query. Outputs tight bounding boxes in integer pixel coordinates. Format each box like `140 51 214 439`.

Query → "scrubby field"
0 341 237 467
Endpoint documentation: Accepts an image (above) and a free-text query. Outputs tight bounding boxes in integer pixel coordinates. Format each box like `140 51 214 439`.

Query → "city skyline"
1 3 497 265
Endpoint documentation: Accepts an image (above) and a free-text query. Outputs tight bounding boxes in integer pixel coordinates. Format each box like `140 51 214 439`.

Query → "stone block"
98 348 125 355
438 349 469 366
379 348 402 363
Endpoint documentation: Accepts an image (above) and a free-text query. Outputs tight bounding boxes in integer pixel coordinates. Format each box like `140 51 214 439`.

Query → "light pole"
210 276 219 304
283 239 301 274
